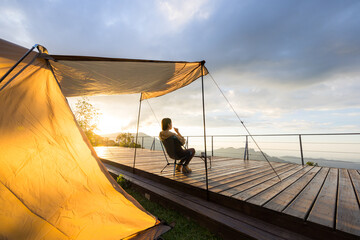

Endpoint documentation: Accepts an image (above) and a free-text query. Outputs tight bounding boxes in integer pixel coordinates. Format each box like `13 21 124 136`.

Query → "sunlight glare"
94 115 130 135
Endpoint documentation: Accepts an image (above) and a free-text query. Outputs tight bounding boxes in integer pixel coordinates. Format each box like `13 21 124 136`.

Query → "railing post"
150 138 155 150
186 136 189 149
211 136 214 157
153 137 156 150
246 136 249 160
141 136 144 149
299 134 304 166
244 135 248 160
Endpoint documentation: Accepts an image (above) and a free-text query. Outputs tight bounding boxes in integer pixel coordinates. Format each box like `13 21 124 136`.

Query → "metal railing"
134 132 360 167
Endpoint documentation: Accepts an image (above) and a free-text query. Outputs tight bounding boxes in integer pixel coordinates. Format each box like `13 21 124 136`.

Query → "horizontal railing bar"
136 133 360 138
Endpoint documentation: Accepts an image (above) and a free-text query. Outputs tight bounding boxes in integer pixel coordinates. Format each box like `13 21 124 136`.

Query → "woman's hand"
174 127 179 133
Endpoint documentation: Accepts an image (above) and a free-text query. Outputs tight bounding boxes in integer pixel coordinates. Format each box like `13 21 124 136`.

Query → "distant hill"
213 147 287 163
281 156 360 170
213 147 360 170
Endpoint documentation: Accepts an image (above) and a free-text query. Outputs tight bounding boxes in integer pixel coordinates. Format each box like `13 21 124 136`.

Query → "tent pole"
201 61 209 200
0 44 38 84
133 93 143 173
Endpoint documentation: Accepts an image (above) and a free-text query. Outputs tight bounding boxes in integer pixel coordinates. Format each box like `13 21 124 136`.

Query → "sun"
94 115 129 135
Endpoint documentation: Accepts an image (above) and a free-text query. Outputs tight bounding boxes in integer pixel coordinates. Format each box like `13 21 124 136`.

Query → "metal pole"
0 44 38 84
299 135 304 166
211 136 214 157
133 93 142 172
200 61 209 200
247 140 249 160
151 138 155 150
244 135 247 160
141 136 144 149
186 136 189 149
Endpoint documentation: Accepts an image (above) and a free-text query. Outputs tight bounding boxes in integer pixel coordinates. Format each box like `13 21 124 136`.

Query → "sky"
1 0 360 157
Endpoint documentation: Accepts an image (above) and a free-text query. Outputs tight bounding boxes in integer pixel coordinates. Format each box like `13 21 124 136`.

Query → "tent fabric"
0 38 208 100
0 38 174 239
49 55 208 100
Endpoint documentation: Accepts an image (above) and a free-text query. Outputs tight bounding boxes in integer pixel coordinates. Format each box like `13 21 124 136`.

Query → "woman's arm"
174 128 185 145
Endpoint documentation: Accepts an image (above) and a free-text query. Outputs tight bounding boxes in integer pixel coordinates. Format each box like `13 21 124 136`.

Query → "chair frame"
160 136 187 176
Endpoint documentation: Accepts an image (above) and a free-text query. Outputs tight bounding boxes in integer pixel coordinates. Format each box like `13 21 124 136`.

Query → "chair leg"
173 160 177 176
161 163 170 173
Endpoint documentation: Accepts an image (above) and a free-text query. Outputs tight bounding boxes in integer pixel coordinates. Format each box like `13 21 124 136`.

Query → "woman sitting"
159 118 195 174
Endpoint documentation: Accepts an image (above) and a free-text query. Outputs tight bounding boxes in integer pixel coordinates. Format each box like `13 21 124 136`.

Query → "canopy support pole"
0 44 38 84
201 61 209 200
133 93 142 173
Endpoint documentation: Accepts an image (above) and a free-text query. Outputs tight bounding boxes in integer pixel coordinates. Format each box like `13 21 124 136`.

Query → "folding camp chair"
160 136 187 176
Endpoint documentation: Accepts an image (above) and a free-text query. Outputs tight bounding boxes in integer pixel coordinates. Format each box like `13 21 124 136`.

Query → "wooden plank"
222 164 299 197
263 167 321 211
336 169 360 235
195 162 279 189
283 167 329 219
166 159 267 181
348 169 360 204
233 165 304 201
247 166 313 206
163 159 249 182
176 162 278 190
211 163 291 193
307 168 338 228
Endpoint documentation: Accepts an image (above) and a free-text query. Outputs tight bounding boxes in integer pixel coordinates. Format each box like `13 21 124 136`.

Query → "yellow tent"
0 38 208 239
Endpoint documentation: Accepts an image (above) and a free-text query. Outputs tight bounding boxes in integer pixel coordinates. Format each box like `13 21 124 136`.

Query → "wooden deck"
95 146 360 239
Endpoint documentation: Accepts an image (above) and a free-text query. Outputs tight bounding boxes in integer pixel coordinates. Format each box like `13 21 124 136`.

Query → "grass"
117 175 222 240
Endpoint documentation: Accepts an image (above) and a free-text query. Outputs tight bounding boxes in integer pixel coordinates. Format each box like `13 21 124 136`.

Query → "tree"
74 97 100 145
116 133 141 148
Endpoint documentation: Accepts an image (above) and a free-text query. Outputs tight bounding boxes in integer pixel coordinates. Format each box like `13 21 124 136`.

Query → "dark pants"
179 148 195 166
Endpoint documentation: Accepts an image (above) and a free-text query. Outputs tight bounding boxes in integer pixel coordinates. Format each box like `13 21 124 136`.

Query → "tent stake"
0 44 38 84
133 93 143 173
201 61 209 200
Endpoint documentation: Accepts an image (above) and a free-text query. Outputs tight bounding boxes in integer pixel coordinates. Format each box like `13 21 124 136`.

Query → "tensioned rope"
146 100 161 128
146 99 169 161
208 72 281 181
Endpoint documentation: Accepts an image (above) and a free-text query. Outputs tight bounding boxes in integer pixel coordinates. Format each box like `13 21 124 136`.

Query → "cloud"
0 4 33 46
2 0 360 135
156 0 211 31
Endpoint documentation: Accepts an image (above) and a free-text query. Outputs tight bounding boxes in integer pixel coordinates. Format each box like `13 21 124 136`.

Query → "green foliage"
119 180 221 240
74 97 101 145
306 161 318 166
116 175 132 189
116 133 141 148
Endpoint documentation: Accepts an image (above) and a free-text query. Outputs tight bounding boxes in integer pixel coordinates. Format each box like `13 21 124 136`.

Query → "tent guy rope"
208 72 282 181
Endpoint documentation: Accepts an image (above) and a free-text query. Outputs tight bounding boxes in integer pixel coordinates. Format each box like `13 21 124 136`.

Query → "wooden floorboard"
264 166 321 211
233 165 304 201
247 166 314 206
206 164 283 190
182 162 270 187
336 169 360 235
348 169 360 204
307 168 338 228
213 164 293 195
95 147 360 239
283 167 329 219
